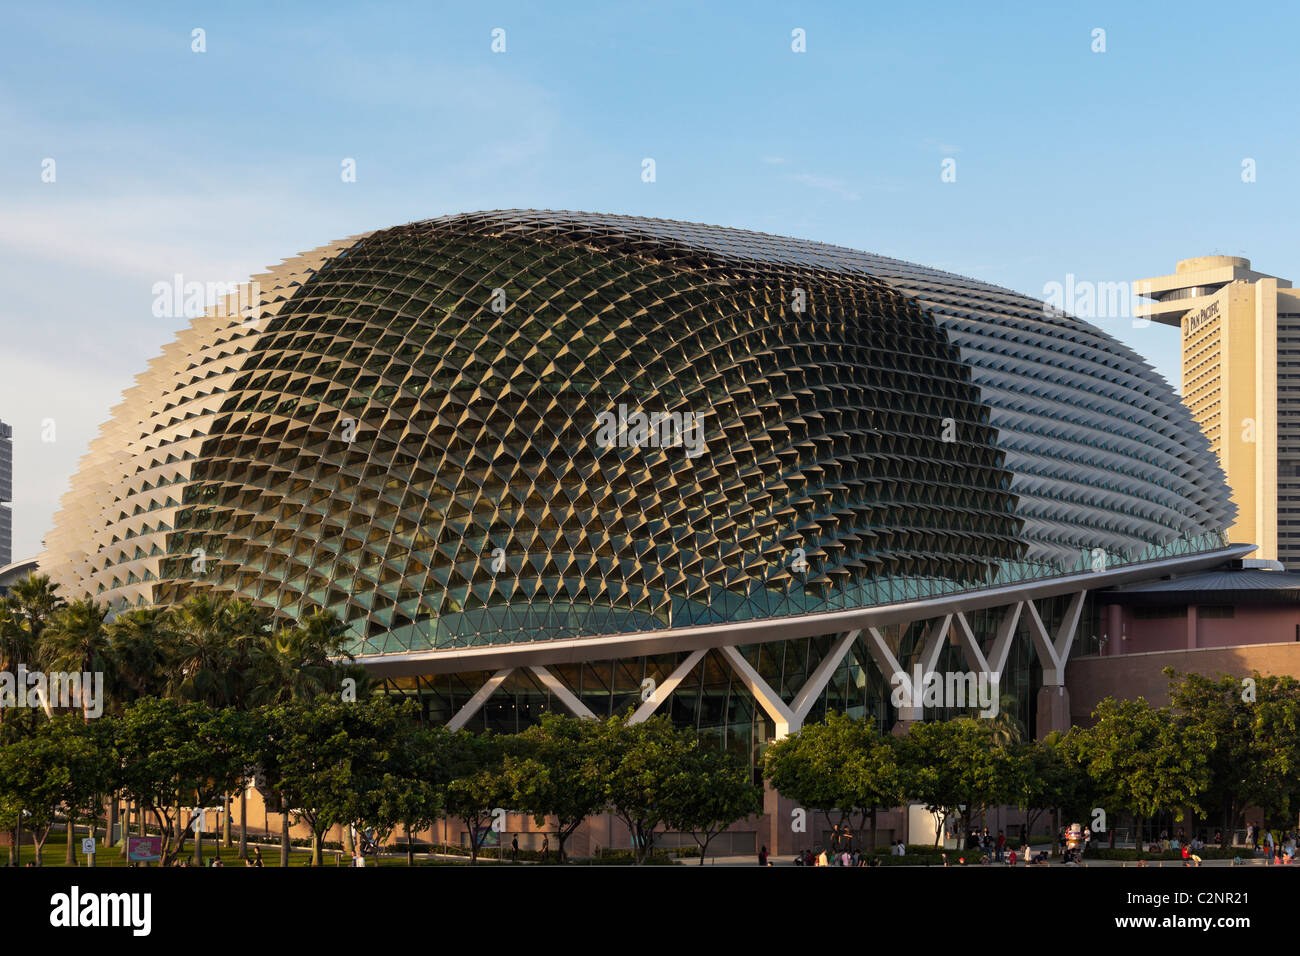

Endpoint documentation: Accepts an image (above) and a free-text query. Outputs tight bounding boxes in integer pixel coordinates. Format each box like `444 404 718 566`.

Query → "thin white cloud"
788 172 861 201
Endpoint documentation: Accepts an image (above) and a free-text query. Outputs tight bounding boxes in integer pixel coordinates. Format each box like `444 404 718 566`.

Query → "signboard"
1185 298 1220 335
80 837 96 855
125 835 162 862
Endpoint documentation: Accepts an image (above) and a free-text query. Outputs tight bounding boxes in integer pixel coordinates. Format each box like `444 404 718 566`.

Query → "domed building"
40 211 1243 750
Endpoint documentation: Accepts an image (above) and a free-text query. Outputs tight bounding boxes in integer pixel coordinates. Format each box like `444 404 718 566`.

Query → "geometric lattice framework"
41 210 1235 656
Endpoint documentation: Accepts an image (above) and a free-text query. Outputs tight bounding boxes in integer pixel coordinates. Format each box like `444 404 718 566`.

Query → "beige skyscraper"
1136 255 1300 566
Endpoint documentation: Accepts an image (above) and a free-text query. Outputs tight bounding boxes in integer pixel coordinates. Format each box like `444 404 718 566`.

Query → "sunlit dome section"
40 210 1234 656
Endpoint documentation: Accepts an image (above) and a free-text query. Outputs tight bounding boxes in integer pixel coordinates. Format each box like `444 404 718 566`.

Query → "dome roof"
41 211 1234 654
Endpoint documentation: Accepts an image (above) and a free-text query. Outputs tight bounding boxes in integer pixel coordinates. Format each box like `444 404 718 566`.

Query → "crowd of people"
777 821 1300 867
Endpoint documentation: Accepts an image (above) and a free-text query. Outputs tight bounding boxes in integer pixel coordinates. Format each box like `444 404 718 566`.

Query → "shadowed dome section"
152 218 1021 652
39 210 1233 657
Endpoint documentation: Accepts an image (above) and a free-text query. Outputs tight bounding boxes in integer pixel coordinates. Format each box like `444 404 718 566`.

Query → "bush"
868 844 944 858
572 850 679 866
1087 846 1238 862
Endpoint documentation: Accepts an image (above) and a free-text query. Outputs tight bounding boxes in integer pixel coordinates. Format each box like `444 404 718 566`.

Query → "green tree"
256 697 414 866
373 725 445 866
763 712 906 852
1164 668 1300 847
1070 696 1213 856
437 731 512 864
0 715 112 865
504 713 608 863
113 698 254 865
897 717 1006 848
663 737 762 863
1002 733 1091 844
600 715 694 865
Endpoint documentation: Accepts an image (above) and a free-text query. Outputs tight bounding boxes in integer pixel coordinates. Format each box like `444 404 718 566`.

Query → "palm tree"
0 597 35 681
244 608 370 860
39 598 113 720
106 606 176 704
39 598 112 864
248 610 367 705
8 573 63 651
988 694 1025 746
168 593 239 706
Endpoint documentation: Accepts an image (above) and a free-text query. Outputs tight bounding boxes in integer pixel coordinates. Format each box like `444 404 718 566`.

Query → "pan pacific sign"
1186 299 1221 335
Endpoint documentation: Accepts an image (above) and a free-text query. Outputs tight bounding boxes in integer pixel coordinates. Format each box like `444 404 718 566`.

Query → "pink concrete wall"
1068 641 1300 726
1110 604 1300 655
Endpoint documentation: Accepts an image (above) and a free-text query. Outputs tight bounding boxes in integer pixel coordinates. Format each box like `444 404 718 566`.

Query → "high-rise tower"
1136 256 1300 566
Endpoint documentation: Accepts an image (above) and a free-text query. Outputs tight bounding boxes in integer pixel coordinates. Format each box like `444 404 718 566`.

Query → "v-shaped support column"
628 649 706 724
865 616 950 723
952 604 1021 690
1024 592 1085 686
1024 591 1086 738
718 645 796 738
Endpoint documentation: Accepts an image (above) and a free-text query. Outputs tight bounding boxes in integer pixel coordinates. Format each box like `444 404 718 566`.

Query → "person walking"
758 845 768 866
541 835 549 862
511 836 519 862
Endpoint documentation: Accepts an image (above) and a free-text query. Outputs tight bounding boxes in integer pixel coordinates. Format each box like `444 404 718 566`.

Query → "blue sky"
2 0 1299 559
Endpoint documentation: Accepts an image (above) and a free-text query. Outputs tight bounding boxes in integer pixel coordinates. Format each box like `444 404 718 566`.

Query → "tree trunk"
238 790 248 860
65 814 75 866
405 822 414 866
311 831 322 867
173 808 186 861
869 808 878 852
193 811 203 867
223 794 232 848
280 812 290 868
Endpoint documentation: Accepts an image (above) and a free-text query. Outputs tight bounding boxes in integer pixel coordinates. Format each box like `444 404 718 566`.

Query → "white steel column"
718 645 796 738
953 604 1021 684
445 668 513 731
528 665 597 719
628 649 706 724
789 629 861 727
1024 591 1085 686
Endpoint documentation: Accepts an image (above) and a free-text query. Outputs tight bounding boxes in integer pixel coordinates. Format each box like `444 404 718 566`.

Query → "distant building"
0 557 38 598
0 419 11 568
1136 256 1300 567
